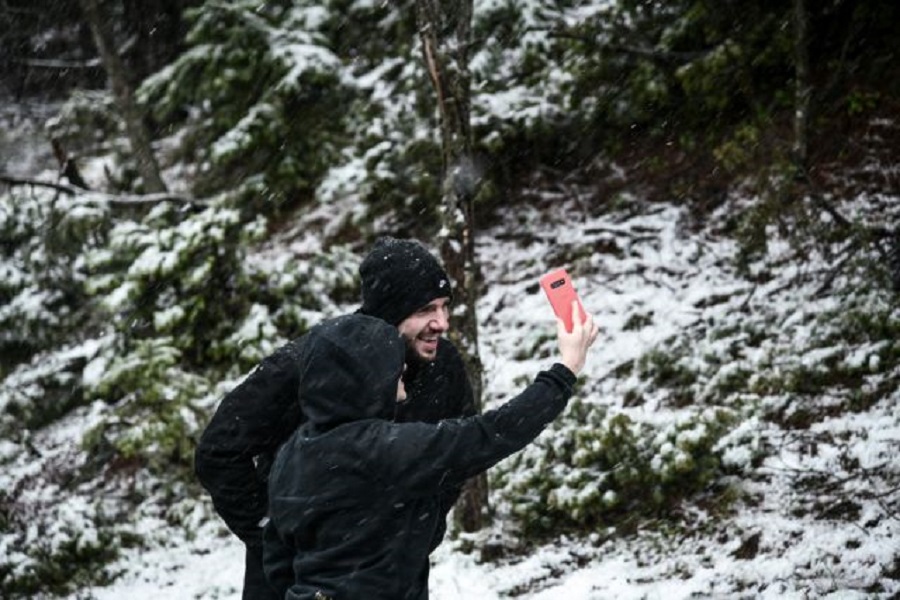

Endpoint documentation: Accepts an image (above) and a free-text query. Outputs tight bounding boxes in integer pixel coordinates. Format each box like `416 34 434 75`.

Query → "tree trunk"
79 0 167 193
122 0 195 79
414 0 488 533
793 0 811 170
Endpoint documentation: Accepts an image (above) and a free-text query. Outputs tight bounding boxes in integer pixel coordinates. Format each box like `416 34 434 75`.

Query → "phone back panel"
539 268 584 332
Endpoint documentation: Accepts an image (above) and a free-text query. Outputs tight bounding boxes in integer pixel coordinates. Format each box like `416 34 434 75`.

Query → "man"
194 237 475 600
262 308 596 599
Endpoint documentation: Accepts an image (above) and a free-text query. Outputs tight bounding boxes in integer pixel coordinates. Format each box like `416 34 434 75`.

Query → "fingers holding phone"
557 301 598 375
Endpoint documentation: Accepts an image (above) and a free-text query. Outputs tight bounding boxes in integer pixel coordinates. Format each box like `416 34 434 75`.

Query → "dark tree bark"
78 0 167 193
793 0 811 170
415 0 488 533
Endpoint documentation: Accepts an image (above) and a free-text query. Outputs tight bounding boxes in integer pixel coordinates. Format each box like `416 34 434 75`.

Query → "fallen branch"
0 174 205 207
1 174 75 195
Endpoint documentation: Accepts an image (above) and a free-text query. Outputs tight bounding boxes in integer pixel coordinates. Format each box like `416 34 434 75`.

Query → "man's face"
397 297 450 361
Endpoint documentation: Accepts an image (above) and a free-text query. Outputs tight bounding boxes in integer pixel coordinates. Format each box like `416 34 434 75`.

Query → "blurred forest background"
1 0 899 597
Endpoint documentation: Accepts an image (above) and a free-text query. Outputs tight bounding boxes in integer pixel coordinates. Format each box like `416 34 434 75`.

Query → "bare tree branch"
14 57 102 69
541 27 709 65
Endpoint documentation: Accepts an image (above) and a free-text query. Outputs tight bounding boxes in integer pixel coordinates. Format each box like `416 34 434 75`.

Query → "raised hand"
557 300 599 375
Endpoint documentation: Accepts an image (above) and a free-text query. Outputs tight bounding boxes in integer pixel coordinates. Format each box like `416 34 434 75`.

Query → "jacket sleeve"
380 363 577 498
194 337 306 545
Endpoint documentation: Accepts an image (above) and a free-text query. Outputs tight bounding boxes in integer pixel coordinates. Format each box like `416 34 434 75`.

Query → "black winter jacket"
264 315 576 600
194 320 474 547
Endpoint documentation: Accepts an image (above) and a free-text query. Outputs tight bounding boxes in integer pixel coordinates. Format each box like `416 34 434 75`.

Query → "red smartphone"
539 268 585 333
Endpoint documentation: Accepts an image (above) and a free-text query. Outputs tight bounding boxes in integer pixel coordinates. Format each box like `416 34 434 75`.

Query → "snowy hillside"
3 1 900 596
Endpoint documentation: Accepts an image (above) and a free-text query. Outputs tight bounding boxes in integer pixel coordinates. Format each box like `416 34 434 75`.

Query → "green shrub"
0 189 109 372
498 404 735 539
0 504 121 598
636 346 698 407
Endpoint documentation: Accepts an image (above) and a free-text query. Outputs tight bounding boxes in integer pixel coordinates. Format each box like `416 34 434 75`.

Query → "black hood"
298 314 405 430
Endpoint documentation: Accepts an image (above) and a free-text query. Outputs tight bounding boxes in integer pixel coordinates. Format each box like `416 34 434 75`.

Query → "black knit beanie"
359 237 452 326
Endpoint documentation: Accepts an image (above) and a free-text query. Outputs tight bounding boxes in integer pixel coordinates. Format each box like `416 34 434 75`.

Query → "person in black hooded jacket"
263 306 598 600
194 238 475 600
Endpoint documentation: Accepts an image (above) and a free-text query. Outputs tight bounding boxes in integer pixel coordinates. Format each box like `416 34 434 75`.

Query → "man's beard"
404 336 435 369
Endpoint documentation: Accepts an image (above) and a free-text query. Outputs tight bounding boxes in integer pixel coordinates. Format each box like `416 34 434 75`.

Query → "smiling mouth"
418 337 438 349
